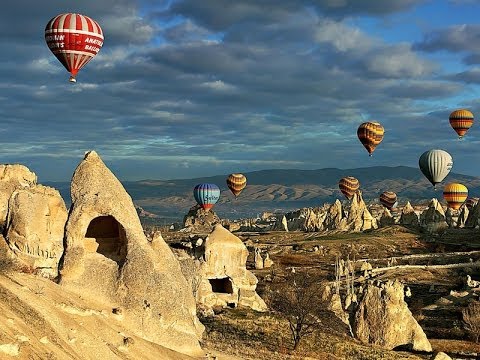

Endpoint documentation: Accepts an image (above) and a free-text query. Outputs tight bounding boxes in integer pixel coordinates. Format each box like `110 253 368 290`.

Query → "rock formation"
183 205 221 233
420 198 448 234
346 192 377 231
353 280 432 352
254 247 264 269
444 207 457 228
323 200 347 231
399 201 419 227
59 151 204 356
263 252 274 268
0 165 37 229
379 208 395 227
457 206 469 228
195 224 267 312
465 200 480 228
432 352 452 360
4 185 67 277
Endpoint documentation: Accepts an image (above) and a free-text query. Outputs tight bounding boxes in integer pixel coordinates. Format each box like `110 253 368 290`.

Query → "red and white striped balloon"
45 13 104 83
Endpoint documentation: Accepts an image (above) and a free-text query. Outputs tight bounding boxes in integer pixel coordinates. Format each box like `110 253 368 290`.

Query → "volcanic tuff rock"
457 206 468 228
420 198 448 234
399 201 419 227
445 207 456 228
346 192 377 231
0 165 37 229
4 185 67 277
353 280 432 352
465 200 480 228
59 151 204 356
323 200 347 230
195 224 267 312
379 208 395 227
183 204 221 233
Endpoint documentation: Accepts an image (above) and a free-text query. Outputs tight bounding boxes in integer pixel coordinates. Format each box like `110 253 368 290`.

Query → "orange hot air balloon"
380 191 397 210
339 176 360 200
226 173 247 198
449 109 474 139
357 122 384 156
45 13 104 83
443 183 468 210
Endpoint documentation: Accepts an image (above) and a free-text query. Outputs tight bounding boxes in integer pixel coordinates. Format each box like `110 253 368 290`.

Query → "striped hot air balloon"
418 149 453 189
443 183 468 210
226 173 247 198
193 183 220 211
465 197 479 210
357 122 384 156
449 109 474 139
45 13 104 83
380 191 397 210
339 176 360 200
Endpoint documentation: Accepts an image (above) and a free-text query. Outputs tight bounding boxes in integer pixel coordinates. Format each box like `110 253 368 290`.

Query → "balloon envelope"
193 183 220 211
357 122 384 156
380 191 397 210
449 109 474 138
443 183 468 210
418 149 453 188
339 176 360 200
45 13 104 82
226 173 247 197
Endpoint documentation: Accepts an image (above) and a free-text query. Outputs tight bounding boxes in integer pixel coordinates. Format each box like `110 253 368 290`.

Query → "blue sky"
2 0 480 182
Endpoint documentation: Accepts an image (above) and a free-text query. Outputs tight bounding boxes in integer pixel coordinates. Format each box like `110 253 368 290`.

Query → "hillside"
47 166 480 223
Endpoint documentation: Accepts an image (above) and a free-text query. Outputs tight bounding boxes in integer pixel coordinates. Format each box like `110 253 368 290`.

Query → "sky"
2 0 480 182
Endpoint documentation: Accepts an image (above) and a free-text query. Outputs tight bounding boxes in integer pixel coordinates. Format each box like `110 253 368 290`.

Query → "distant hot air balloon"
380 191 397 210
193 183 220 211
357 122 384 156
45 13 104 83
465 197 479 210
418 149 453 190
443 183 468 210
339 176 360 200
226 173 247 198
449 109 474 139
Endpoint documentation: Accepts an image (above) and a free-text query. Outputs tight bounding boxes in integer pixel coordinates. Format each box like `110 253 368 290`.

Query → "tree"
270 271 328 351
462 300 480 343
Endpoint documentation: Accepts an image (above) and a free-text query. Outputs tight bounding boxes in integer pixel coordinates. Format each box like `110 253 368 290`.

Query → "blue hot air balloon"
193 183 220 211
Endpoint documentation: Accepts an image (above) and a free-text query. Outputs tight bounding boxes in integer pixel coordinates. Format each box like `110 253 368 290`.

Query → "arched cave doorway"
85 215 127 266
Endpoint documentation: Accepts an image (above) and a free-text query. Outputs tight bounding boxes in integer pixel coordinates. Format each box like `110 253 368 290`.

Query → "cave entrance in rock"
209 278 233 294
85 215 127 265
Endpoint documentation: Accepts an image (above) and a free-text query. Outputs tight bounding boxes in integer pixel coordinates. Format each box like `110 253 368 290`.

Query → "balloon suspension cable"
69 76 77 83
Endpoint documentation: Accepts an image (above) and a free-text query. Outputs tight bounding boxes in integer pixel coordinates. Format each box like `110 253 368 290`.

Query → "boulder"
263 252 274 268
420 199 448 234
399 201 419 227
4 185 67 277
353 280 432 352
431 352 452 360
195 224 267 312
0 165 37 229
59 151 204 357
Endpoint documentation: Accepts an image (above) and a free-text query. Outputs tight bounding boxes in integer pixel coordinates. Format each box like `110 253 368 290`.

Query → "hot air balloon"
226 173 247 198
418 149 453 189
193 183 220 211
443 183 468 210
45 13 104 83
465 197 479 210
357 122 384 156
339 176 360 200
449 109 474 139
380 191 397 210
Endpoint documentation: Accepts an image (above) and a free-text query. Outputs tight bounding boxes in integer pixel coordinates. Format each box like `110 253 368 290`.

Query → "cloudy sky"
2 0 480 182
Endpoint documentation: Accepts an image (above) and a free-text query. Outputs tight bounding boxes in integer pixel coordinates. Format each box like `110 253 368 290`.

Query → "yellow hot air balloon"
357 121 384 156
449 109 474 139
226 173 247 198
443 183 468 210
339 176 360 200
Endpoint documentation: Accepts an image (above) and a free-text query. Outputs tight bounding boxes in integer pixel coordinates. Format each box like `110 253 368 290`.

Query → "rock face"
4 185 67 277
196 224 267 312
379 208 395 227
346 192 377 231
420 198 448 234
399 202 419 227
59 151 204 356
457 206 468 228
323 200 347 231
183 205 221 232
353 280 432 352
0 165 37 229
465 201 480 228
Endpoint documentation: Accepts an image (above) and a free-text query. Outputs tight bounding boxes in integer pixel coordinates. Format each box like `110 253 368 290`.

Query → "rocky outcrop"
59 151 204 357
263 252 274 268
254 247 264 269
457 206 469 228
0 165 37 229
323 200 347 231
465 200 480 228
353 280 432 352
399 202 419 227
346 192 377 232
379 208 395 227
432 352 452 360
183 205 220 233
195 224 267 312
445 207 457 228
4 185 67 277
420 198 448 234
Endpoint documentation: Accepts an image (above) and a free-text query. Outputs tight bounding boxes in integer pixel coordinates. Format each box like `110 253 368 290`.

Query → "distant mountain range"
46 166 480 224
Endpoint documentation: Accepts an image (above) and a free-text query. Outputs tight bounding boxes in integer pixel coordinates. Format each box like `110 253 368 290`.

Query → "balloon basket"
69 76 77 83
